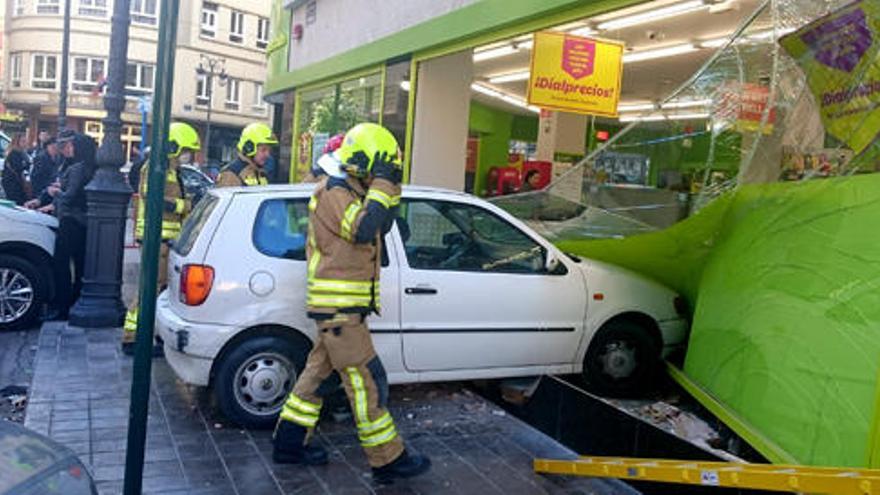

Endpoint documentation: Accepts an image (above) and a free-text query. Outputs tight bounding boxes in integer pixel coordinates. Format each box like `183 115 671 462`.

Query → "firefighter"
272 123 430 483
122 122 201 356
216 122 276 187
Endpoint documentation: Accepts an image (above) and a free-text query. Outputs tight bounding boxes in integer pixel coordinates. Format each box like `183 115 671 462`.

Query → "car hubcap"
0 268 33 325
599 340 637 380
233 352 295 417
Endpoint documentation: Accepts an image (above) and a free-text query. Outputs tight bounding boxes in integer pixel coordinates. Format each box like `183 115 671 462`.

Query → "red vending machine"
522 161 552 189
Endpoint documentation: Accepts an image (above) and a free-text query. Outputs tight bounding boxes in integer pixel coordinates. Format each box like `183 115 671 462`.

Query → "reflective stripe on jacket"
306 176 400 318
216 155 269 187
135 160 189 240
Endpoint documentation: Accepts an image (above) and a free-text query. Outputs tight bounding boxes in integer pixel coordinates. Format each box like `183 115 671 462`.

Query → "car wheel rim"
0 268 33 325
233 352 295 417
598 340 637 380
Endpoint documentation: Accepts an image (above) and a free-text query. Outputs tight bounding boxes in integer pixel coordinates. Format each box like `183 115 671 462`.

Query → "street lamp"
68 0 133 327
195 55 227 162
58 0 72 130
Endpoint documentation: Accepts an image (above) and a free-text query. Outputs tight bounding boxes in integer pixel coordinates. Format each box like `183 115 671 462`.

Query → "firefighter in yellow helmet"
216 122 277 187
273 123 430 483
122 122 201 356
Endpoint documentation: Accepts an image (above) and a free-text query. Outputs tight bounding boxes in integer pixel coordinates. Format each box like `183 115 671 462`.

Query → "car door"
248 195 405 374
397 197 586 372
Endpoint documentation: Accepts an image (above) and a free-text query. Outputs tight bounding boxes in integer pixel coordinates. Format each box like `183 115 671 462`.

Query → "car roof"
209 183 473 200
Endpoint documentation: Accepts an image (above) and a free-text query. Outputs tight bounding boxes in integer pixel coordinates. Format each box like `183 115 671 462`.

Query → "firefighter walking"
216 122 276 187
272 123 431 483
122 122 201 356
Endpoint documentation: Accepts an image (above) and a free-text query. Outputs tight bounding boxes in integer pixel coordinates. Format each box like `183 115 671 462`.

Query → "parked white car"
156 184 688 428
0 201 57 330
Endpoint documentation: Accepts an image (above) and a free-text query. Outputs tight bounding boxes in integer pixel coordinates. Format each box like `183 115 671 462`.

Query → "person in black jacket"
127 146 149 192
45 130 98 320
27 136 61 206
1 133 33 205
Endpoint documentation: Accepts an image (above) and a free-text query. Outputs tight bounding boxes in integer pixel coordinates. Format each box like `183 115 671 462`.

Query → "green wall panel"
469 101 513 196
557 174 880 467
266 0 645 94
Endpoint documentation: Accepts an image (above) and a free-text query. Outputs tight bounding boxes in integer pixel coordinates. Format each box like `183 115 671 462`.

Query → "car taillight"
180 264 214 306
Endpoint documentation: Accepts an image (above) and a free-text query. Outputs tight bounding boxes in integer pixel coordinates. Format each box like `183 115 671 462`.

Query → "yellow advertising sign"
780 0 880 154
527 31 624 117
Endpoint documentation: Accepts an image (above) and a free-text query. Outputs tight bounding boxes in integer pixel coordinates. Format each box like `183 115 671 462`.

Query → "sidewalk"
24 321 637 495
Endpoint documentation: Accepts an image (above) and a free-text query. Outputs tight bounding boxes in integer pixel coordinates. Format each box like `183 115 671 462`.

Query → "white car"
0 201 57 330
156 184 688 428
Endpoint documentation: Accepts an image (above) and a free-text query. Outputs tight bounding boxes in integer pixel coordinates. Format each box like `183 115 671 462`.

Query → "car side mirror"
545 251 561 273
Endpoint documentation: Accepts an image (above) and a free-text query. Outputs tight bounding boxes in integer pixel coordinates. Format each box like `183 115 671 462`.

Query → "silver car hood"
0 201 59 228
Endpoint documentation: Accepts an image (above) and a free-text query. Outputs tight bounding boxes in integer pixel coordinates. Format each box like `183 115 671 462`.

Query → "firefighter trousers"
123 242 170 344
278 313 405 467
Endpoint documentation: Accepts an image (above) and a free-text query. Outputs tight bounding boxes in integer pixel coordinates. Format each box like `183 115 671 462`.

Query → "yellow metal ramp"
535 456 880 494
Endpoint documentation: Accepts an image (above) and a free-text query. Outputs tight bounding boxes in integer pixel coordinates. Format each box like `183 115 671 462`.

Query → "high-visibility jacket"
216 155 269 187
135 159 190 241
306 175 400 318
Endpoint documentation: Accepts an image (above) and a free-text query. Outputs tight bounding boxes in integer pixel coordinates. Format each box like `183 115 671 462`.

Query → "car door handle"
405 287 438 295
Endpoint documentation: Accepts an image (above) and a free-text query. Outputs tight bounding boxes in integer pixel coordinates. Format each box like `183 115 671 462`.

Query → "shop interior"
462 0 770 201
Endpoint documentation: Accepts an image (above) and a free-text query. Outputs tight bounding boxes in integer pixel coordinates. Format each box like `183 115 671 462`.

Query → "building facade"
266 0 770 194
3 0 273 164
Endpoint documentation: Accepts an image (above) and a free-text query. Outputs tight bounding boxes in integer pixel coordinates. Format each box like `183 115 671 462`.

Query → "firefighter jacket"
135 158 190 241
306 175 400 319
216 154 269 187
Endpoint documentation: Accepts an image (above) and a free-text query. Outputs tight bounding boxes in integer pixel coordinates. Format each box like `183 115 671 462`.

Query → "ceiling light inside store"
617 102 657 112
699 27 796 48
618 98 712 113
622 43 698 63
473 40 534 62
568 26 597 37
619 111 710 122
474 45 518 62
596 0 709 31
471 83 540 113
662 98 712 109
488 71 531 84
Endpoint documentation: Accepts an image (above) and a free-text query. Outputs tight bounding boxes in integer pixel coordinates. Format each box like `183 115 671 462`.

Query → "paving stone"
25 322 637 495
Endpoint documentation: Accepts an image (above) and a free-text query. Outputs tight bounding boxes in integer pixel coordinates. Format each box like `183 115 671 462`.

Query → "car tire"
213 334 309 429
582 319 659 397
0 254 45 332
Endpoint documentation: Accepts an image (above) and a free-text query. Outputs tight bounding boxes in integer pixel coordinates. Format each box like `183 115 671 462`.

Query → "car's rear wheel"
214 335 309 429
0 254 44 331
582 319 659 397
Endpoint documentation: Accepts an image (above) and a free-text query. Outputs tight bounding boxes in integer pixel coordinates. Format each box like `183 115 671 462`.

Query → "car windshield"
174 194 218 256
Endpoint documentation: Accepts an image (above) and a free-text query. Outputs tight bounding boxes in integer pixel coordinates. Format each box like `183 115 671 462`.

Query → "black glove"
371 151 403 185
163 200 179 214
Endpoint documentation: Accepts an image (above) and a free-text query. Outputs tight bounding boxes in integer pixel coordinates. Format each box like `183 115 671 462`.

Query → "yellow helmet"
333 123 400 178
168 122 201 158
237 122 278 157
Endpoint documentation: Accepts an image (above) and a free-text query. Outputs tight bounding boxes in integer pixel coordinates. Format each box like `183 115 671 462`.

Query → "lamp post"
195 55 227 162
68 0 133 328
57 0 72 130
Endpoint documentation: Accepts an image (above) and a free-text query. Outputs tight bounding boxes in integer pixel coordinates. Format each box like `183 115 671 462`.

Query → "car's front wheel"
213 335 309 429
582 319 659 397
0 254 45 331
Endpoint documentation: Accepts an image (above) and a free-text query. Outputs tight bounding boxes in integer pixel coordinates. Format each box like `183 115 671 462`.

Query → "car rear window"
253 199 309 260
253 197 391 266
174 194 218 256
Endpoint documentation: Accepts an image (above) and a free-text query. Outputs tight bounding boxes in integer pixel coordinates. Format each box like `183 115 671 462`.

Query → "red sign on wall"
718 82 776 134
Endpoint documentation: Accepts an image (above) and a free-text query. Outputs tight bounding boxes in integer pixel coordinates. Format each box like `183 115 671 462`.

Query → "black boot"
272 420 329 466
372 450 431 484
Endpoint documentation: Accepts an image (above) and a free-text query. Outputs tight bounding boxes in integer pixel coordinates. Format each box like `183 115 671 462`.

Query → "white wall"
288 0 477 70
409 50 472 191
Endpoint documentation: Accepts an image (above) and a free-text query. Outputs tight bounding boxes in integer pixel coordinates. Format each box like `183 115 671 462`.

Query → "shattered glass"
490 0 880 468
